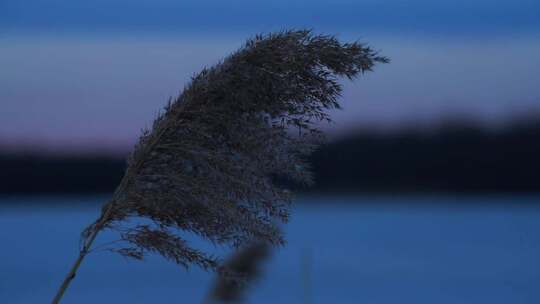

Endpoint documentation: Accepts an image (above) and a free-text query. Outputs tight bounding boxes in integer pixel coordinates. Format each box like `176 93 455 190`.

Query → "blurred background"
1 0 540 303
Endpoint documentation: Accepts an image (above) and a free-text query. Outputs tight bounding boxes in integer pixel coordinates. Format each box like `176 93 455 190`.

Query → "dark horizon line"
1 118 539 195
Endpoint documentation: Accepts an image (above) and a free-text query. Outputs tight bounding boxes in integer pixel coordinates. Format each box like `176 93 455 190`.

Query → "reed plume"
52 29 388 303
205 243 271 303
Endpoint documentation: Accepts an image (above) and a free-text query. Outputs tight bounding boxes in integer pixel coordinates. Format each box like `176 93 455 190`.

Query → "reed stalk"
51 30 388 303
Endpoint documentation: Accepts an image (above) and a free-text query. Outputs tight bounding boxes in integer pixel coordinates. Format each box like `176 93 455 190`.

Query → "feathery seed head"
83 29 388 271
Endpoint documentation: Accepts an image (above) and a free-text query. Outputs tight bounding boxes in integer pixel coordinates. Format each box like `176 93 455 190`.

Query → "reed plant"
51 29 388 303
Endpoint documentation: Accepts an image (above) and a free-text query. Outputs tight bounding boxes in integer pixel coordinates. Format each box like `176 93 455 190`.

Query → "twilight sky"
1 0 539 154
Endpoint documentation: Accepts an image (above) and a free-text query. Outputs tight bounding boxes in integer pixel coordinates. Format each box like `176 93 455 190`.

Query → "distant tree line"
1 119 539 195
310 119 540 193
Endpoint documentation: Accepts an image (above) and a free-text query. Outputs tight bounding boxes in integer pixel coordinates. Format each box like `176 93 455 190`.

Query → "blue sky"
1 0 539 153
2 0 540 34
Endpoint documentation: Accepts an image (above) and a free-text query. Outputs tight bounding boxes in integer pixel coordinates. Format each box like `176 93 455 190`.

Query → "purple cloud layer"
1 33 539 153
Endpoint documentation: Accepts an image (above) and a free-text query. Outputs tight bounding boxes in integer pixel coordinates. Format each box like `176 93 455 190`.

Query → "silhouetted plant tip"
51 29 388 303
207 243 271 303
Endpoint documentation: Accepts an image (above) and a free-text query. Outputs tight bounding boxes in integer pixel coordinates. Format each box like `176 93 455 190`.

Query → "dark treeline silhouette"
1 119 539 195
1 155 124 194
311 119 540 193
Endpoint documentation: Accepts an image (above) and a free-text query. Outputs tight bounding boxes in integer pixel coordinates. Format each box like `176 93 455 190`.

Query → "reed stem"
51 205 113 304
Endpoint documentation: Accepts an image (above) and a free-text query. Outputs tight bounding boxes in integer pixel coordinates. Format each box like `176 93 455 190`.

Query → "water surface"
1 195 539 303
